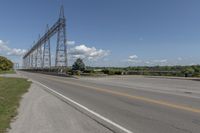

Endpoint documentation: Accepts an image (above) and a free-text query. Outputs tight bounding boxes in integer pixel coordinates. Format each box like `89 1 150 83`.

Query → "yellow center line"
41 75 200 114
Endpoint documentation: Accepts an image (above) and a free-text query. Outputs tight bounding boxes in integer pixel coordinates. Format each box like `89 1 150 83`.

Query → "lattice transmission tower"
55 5 67 70
23 6 68 72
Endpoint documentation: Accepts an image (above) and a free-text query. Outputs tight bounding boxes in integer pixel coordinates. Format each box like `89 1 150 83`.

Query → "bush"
101 69 122 75
0 56 13 71
84 69 95 73
114 70 123 75
73 70 82 75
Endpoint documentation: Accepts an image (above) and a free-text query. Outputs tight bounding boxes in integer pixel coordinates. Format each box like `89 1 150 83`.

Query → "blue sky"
0 0 200 67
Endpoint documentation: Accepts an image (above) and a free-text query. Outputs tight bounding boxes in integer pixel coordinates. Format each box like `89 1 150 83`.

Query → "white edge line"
31 79 133 133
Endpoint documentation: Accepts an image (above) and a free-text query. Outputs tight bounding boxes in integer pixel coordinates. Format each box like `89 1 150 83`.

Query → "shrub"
0 56 13 71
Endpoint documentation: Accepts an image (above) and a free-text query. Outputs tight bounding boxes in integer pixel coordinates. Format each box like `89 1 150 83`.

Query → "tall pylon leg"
42 39 51 68
42 25 51 68
55 25 67 69
37 45 42 68
28 55 31 69
55 6 67 71
31 53 34 69
36 35 42 68
34 49 38 68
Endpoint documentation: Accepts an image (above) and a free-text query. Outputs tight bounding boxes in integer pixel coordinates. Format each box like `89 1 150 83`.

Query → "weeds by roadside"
0 70 16 74
0 77 31 133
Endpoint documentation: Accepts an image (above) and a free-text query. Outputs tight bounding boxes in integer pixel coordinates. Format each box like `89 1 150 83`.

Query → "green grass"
0 70 16 74
0 77 31 133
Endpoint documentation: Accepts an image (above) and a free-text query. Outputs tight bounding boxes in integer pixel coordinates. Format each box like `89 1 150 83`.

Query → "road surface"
18 71 200 133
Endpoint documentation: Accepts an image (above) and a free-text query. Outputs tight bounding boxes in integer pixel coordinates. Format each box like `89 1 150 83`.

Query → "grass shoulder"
0 70 16 74
0 77 31 132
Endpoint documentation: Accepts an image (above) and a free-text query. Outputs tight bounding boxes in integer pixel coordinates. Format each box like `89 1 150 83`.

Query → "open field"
0 77 31 133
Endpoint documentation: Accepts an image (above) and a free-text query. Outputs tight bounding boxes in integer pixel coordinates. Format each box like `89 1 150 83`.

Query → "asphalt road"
18 71 200 133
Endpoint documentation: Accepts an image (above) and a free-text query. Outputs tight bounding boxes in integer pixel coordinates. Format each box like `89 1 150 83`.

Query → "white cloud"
7 48 26 56
145 61 150 64
153 59 167 63
0 40 26 56
124 56 170 66
146 59 168 66
129 59 142 63
126 54 139 62
129 55 138 59
160 59 167 63
67 41 75 46
69 44 110 60
0 40 10 51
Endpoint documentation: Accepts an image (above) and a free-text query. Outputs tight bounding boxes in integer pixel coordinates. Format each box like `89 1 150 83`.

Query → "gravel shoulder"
7 74 112 133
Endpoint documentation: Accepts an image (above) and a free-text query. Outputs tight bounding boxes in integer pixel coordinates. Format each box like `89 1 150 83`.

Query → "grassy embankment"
0 77 31 133
0 70 16 74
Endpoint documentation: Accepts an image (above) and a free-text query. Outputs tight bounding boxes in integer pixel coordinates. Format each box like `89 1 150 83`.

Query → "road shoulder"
8 80 112 133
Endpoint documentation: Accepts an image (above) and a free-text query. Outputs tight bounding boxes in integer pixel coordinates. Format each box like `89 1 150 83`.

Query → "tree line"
72 58 200 77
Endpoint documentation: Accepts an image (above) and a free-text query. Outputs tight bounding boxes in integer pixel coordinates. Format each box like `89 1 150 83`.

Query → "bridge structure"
23 6 67 72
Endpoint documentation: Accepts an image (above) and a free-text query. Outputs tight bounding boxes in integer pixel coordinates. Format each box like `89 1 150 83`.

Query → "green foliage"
101 69 123 75
72 58 85 71
88 65 200 77
0 70 16 74
0 77 31 132
73 70 82 75
0 56 13 71
83 69 95 73
183 67 195 74
122 65 200 77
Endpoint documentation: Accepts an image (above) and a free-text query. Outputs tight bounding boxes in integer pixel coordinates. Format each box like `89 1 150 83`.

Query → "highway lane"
19 71 200 133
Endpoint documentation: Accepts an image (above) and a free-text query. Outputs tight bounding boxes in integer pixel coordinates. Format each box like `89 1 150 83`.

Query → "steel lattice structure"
23 6 67 71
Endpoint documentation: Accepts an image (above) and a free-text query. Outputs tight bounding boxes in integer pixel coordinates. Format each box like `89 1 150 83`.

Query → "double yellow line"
41 75 200 114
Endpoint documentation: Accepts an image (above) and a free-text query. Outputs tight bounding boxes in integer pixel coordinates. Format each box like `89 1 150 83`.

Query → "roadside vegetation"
69 59 200 77
0 70 15 74
0 56 31 132
0 77 31 132
0 56 14 74
84 65 200 77
68 59 200 77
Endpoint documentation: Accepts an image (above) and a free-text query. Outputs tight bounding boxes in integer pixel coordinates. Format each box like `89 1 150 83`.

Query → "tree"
72 58 85 71
0 56 13 71
183 67 195 77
